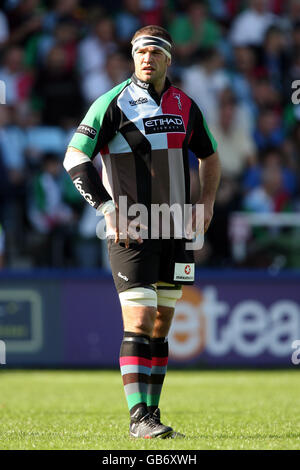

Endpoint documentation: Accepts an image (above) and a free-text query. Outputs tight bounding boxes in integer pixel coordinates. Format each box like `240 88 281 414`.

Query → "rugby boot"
150 408 185 439
129 407 173 439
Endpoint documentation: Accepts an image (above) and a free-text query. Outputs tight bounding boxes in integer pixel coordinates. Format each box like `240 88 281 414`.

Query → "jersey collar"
131 73 171 105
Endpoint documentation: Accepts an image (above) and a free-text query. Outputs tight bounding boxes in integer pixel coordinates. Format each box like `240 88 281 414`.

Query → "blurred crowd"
0 0 300 270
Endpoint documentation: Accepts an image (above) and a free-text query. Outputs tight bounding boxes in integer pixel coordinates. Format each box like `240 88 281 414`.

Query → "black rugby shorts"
107 238 195 294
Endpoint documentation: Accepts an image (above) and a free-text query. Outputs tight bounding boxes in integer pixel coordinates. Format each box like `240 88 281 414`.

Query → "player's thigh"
153 281 183 336
107 238 161 293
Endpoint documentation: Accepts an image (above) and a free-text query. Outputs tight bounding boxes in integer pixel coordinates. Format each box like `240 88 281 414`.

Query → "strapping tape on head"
131 35 172 60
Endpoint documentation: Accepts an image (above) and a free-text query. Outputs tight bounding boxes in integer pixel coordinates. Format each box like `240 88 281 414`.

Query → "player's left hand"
186 201 214 239
118 215 147 248
202 201 214 234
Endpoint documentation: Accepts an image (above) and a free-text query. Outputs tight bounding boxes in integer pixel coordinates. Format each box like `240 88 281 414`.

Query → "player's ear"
167 57 171 66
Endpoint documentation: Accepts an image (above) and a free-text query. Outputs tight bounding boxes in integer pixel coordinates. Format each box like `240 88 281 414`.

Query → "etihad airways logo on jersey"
76 124 97 140
143 114 185 135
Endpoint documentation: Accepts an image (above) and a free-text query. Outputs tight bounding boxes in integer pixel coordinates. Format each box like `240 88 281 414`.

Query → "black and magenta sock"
119 331 152 418
147 336 169 413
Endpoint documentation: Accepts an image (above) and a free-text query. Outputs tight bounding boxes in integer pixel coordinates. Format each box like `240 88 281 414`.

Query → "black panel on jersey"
182 99 197 206
181 147 191 206
188 100 216 159
119 110 152 210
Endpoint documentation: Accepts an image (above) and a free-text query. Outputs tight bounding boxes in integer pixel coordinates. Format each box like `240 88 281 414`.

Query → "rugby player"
64 25 221 439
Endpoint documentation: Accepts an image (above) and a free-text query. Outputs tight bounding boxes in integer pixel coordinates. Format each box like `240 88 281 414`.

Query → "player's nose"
142 51 152 62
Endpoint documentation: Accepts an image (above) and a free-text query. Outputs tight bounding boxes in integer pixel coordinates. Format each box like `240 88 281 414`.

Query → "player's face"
134 45 170 85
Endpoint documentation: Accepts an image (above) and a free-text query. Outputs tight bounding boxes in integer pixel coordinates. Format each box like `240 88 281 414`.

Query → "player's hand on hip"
202 201 214 234
105 209 146 248
104 209 118 241
186 202 213 239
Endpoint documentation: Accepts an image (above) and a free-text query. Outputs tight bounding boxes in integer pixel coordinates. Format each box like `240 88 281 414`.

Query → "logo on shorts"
118 272 129 282
143 114 185 135
129 97 148 106
174 263 194 282
184 265 191 275
76 124 97 140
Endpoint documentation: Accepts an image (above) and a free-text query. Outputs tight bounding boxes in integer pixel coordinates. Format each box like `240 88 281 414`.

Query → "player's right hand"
105 209 147 248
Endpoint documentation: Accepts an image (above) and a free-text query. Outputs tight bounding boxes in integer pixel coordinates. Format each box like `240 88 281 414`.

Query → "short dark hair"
131 25 173 46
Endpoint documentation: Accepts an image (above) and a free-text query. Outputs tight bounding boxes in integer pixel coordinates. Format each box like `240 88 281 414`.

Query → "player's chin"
141 75 152 83
141 71 155 82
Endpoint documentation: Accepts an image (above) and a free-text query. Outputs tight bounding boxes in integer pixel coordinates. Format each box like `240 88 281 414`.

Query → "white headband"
131 35 172 60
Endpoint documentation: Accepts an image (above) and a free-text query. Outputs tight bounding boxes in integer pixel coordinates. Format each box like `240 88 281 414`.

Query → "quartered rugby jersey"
69 74 217 211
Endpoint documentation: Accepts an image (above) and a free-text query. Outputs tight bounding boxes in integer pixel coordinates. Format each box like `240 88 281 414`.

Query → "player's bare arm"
198 151 221 233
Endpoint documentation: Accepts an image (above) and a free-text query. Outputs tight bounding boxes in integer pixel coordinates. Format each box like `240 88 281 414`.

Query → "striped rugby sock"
147 337 169 412
119 331 152 417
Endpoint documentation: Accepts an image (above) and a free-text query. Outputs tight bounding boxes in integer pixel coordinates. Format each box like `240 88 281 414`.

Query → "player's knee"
119 286 157 308
157 285 182 308
131 316 154 335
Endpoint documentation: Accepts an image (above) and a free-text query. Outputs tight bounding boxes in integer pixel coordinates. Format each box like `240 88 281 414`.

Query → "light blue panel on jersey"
108 132 131 154
117 82 168 150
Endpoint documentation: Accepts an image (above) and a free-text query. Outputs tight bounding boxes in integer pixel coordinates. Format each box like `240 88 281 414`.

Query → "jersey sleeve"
188 100 218 159
68 80 130 159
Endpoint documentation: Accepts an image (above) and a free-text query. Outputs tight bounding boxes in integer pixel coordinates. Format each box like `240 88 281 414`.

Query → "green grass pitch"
1 369 300 450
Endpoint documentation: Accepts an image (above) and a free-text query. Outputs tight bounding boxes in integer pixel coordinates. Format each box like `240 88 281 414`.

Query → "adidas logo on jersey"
129 97 148 106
